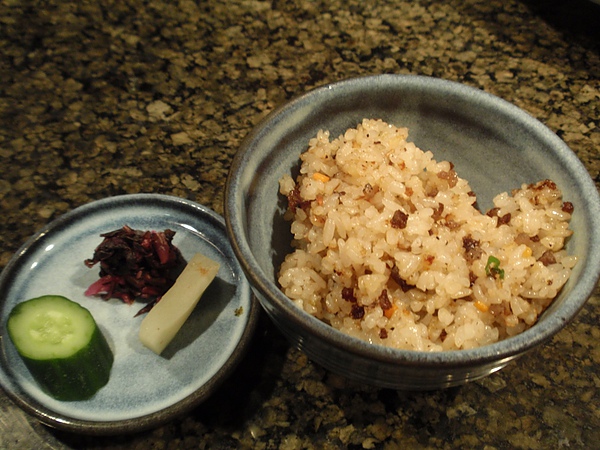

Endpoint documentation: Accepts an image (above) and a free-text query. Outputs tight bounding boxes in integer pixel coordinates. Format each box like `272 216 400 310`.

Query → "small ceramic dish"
0 194 259 435
225 74 600 390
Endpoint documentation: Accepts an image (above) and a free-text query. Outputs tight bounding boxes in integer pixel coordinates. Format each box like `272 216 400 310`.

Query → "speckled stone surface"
1 0 599 448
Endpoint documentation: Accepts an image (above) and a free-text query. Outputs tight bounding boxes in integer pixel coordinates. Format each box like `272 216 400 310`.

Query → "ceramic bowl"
224 74 600 390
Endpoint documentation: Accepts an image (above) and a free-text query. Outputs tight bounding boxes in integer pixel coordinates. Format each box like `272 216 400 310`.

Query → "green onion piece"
485 255 505 279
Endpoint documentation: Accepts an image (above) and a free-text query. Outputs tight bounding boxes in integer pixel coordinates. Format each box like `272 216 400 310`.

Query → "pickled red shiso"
84 225 185 314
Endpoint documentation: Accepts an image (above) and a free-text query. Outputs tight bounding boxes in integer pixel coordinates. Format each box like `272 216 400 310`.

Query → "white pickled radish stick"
139 252 220 354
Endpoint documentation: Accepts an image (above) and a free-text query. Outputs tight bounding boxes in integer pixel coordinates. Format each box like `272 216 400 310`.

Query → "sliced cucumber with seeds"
7 295 113 401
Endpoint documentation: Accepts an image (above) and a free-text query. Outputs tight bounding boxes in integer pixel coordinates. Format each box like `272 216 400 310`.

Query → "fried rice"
278 119 576 351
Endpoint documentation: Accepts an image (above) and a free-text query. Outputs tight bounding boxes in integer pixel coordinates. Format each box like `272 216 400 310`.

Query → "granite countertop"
1 0 599 448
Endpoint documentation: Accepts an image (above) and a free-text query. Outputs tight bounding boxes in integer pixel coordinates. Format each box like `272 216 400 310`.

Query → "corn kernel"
522 246 533 258
384 304 398 319
312 172 330 183
474 300 489 313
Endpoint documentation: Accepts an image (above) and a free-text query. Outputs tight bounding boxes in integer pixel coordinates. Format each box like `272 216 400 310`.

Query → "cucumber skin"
7 296 114 401
20 326 114 401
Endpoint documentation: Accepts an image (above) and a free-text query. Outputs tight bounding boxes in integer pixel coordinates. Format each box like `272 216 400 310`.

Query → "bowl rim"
225 73 600 367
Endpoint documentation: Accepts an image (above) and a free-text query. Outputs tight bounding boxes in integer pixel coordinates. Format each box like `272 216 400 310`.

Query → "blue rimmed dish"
0 194 259 434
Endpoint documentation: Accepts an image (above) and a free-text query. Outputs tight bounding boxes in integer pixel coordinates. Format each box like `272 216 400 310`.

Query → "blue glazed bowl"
224 74 600 390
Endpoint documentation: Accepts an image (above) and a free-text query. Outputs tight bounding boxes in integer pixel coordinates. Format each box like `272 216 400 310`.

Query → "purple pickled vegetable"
84 225 185 315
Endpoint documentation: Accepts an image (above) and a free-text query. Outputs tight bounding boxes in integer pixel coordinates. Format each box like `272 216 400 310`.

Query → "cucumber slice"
7 295 113 401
